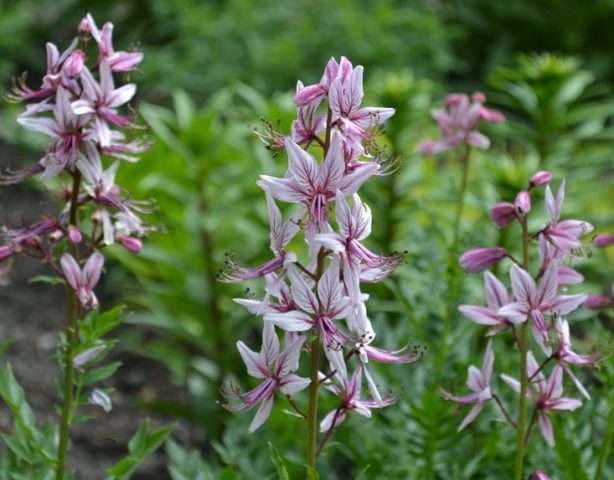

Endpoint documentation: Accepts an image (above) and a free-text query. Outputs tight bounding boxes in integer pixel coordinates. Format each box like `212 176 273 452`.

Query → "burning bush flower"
221 56 415 474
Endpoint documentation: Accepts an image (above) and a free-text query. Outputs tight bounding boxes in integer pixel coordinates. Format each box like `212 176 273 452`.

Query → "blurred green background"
1 0 613 478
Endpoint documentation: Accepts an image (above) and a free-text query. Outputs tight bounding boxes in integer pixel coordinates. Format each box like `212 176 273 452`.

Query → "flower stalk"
513 216 530 480
56 170 82 480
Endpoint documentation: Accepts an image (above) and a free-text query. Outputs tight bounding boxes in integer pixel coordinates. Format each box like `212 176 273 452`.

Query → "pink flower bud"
529 171 552 188
593 233 614 248
63 50 86 77
490 202 517 228
584 295 612 309
78 17 90 36
557 266 583 285
459 247 508 273
0 246 13 262
514 190 531 216
118 236 142 254
68 226 82 245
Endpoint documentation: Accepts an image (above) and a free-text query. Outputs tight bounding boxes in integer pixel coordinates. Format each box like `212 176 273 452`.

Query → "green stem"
305 333 321 472
594 399 614 480
305 249 326 477
513 217 530 480
56 171 81 480
436 145 471 378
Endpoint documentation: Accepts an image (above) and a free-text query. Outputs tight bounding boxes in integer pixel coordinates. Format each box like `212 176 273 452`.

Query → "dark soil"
0 165 192 478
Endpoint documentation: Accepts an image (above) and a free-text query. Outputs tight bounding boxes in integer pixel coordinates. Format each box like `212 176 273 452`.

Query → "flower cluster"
221 57 419 435
1 13 152 306
416 91 504 155
444 173 598 447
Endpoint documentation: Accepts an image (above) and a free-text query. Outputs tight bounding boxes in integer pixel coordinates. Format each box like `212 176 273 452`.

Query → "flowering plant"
445 172 599 480
0 14 172 479
220 56 419 474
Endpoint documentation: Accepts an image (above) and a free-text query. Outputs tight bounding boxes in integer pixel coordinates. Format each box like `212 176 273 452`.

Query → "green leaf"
80 306 126 341
0 432 33 464
28 275 65 286
173 89 196 130
268 442 290 480
80 362 122 386
106 420 175 479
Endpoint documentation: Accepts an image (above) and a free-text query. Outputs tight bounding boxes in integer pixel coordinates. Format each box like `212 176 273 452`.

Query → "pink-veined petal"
60 253 82 290
264 312 313 332
545 294 587 316
338 162 379 196
280 373 310 395
248 395 274 433
510 264 537 306
318 256 342 313
562 366 590 400
459 305 501 325
324 347 348 380
261 321 280 368
288 267 318 314
482 340 494 380
497 302 529 324
277 336 306 377
318 132 345 189
108 83 136 108
258 176 307 203
319 408 346 432
501 373 521 393
546 365 563 399
458 402 486 431
313 232 345 253
539 414 555 447
236 341 267 379
485 271 509 309
285 138 317 191
546 397 583 411
536 263 558 306
82 252 104 289
467 365 485 392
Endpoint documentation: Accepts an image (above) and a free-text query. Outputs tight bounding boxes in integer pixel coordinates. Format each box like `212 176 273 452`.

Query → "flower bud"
490 202 517 228
514 190 531 216
90 388 112 413
74 345 105 368
557 266 583 285
593 233 614 248
68 225 82 245
459 247 508 273
63 50 86 77
584 295 612 309
78 17 91 36
118 236 142 254
529 171 552 188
